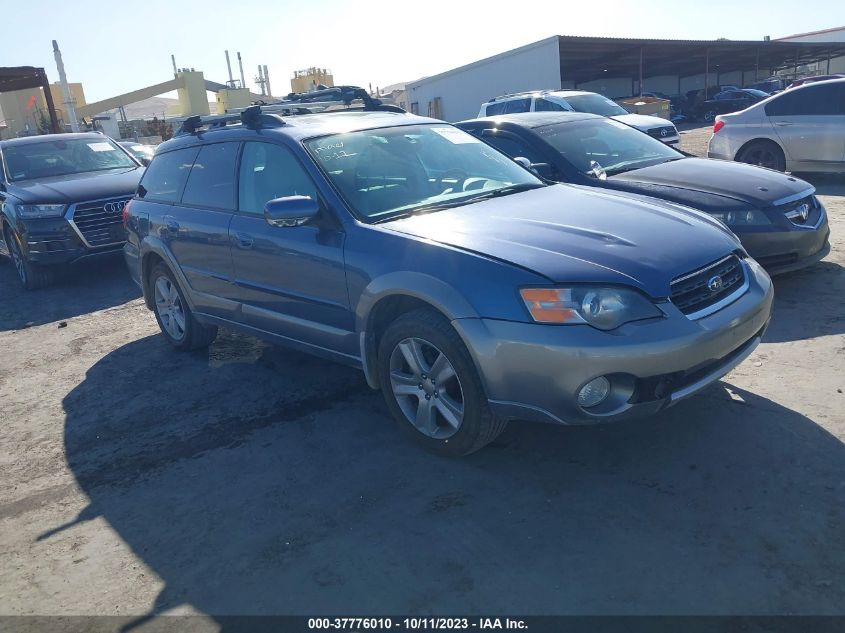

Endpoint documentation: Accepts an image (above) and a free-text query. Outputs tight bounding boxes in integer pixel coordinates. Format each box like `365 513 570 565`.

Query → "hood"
609 157 813 208
381 184 741 298
611 113 674 131
6 167 144 205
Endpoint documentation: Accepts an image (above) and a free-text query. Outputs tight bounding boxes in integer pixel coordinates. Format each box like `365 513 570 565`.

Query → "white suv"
478 90 680 146
708 78 845 173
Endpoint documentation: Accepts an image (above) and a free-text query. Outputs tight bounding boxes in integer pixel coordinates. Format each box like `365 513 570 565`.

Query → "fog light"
578 376 610 408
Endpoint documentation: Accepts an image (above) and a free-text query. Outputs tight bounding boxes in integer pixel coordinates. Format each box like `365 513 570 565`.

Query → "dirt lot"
1 125 844 625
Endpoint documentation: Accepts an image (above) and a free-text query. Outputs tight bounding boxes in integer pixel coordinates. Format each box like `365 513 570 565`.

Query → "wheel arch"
138 237 196 312
734 136 786 164
355 273 481 390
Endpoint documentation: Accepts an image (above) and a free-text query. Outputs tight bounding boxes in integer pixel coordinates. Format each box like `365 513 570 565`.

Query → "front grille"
71 197 130 247
780 196 819 228
647 125 677 140
670 254 746 318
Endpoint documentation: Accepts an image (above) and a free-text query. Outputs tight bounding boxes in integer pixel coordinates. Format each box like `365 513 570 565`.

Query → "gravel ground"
1 126 844 627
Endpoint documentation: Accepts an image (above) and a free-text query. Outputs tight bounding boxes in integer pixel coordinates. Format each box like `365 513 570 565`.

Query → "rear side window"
484 102 507 116
138 146 198 203
238 142 319 215
504 98 531 114
535 98 567 111
484 135 543 164
766 83 844 116
181 142 240 209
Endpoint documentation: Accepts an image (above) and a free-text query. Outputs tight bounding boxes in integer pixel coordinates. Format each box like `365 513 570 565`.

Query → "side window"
763 85 843 117
503 98 531 114
138 146 199 203
181 142 240 209
484 102 507 116
535 98 567 112
238 142 319 215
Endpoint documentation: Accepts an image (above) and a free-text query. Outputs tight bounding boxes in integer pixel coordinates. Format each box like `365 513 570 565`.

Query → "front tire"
150 262 218 350
737 140 786 171
6 227 53 290
377 308 507 457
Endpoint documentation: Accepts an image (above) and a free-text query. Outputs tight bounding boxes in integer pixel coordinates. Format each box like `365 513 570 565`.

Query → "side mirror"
264 195 320 227
514 157 553 179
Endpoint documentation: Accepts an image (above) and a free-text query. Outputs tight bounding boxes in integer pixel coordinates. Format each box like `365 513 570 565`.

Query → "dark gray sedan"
457 112 830 275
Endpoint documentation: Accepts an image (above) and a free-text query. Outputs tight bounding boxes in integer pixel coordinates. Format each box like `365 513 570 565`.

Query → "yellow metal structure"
291 67 334 94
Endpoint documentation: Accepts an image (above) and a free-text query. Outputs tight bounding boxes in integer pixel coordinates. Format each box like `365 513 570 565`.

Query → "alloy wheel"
154 275 186 341
389 337 465 439
9 234 26 285
746 148 778 170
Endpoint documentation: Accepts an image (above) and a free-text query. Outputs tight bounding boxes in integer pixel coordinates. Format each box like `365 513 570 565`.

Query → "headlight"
709 209 770 226
520 286 662 330
16 204 66 219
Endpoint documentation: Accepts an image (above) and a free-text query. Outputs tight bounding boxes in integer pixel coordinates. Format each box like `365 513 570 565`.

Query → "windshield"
122 143 155 161
304 124 543 222
561 94 628 117
537 118 683 176
3 137 138 182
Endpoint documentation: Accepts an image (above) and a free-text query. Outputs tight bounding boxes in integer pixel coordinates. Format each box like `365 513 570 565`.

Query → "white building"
407 34 845 122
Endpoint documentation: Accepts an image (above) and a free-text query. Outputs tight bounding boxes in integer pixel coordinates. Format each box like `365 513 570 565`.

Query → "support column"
639 47 644 97
39 70 60 133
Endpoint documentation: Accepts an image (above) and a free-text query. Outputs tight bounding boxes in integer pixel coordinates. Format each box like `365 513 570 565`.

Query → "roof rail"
176 105 285 136
488 90 547 102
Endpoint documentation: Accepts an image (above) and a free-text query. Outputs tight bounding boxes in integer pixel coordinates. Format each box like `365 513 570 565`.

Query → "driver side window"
238 142 319 215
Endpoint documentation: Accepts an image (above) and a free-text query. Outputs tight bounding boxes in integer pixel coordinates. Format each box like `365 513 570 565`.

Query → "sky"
2 0 841 103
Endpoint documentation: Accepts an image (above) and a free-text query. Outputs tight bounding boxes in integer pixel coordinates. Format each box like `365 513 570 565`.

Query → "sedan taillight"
713 120 725 134
122 199 133 228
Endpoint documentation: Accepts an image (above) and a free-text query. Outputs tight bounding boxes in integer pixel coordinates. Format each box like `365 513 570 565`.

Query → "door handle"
774 121 793 127
234 232 254 248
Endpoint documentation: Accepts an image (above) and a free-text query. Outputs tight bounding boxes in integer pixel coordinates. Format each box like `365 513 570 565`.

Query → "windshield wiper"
466 182 546 201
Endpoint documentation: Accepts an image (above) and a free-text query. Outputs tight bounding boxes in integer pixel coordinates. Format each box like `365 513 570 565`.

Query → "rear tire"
737 140 786 172
377 308 507 457
149 262 217 350
6 227 54 290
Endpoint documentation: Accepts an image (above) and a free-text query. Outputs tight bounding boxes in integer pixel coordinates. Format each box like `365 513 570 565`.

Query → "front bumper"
738 216 830 276
18 217 124 265
454 259 773 425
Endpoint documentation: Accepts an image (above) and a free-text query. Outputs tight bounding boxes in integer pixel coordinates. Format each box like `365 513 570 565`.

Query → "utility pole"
52 40 80 132
225 50 235 87
263 65 272 98
237 52 246 90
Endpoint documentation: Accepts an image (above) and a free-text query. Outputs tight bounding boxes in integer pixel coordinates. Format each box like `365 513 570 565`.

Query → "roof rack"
488 89 550 102
176 105 285 136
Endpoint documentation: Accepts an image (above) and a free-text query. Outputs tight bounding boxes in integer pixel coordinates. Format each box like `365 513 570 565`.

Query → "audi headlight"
709 209 770 226
520 287 662 330
16 204 66 219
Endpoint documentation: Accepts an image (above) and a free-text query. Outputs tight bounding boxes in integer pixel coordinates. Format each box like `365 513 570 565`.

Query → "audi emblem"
707 275 724 293
104 200 127 214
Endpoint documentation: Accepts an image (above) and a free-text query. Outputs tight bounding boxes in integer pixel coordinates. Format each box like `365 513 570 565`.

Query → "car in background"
478 90 680 146
456 112 830 275
708 78 845 173
787 74 844 89
696 89 770 122
118 141 156 165
125 106 772 456
0 133 144 289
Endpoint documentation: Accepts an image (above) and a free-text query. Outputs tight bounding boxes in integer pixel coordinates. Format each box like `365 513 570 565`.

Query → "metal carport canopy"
557 35 845 85
0 66 60 132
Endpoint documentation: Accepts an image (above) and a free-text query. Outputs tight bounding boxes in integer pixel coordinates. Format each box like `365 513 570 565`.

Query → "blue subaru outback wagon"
124 102 773 456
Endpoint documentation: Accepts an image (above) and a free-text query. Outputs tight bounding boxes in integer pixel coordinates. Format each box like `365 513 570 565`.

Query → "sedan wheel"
738 141 786 172
154 274 187 342
8 232 27 285
389 337 464 439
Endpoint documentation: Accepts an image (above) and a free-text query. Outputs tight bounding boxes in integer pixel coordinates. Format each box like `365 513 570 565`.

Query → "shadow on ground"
0 255 140 331
55 329 845 624
766 260 845 343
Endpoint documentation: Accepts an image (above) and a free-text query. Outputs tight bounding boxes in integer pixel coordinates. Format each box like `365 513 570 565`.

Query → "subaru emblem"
707 275 723 293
